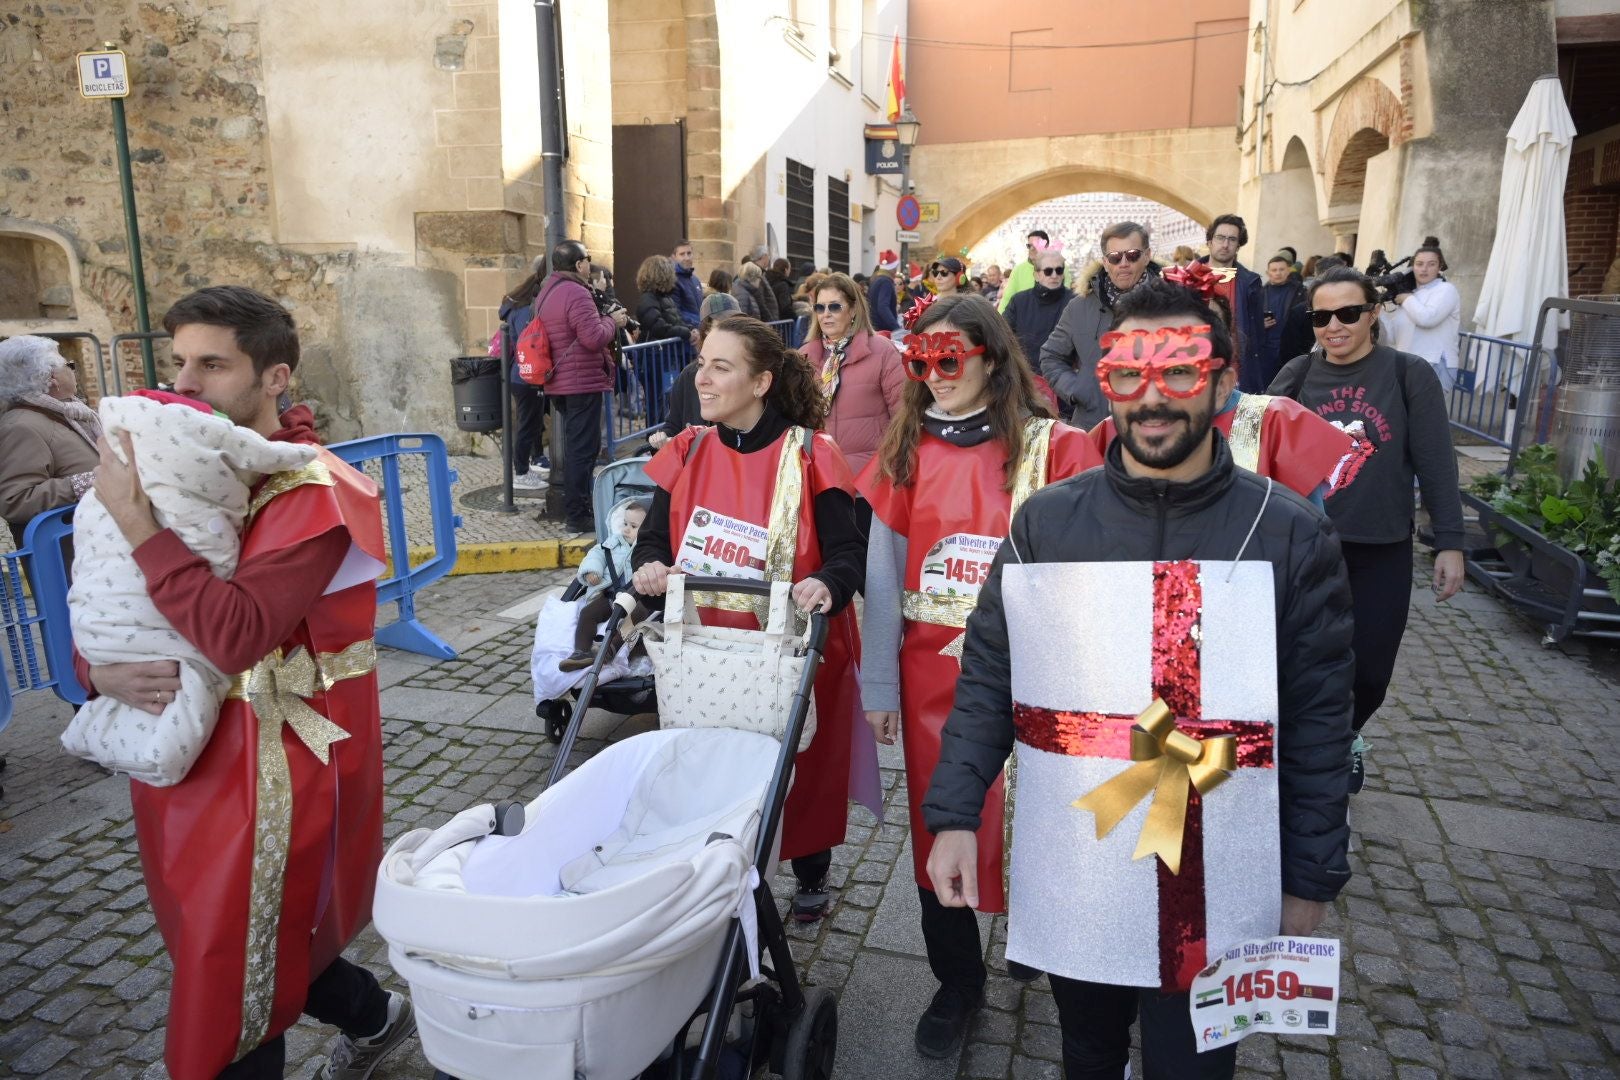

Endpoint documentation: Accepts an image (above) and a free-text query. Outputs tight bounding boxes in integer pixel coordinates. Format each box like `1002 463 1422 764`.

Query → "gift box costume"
1088 388 1353 502
858 414 1101 913
76 407 388 1078
62 390 319 785
923 434 1354 993
640 412 878 861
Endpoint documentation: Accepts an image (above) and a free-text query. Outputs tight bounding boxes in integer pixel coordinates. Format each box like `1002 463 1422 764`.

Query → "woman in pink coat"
799 273 905 532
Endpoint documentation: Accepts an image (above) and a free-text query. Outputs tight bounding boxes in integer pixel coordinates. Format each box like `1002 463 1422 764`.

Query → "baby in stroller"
559 497 648 672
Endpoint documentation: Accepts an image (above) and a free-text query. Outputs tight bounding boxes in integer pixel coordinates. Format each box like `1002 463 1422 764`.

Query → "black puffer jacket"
636 288 688 345
922 434 1356 903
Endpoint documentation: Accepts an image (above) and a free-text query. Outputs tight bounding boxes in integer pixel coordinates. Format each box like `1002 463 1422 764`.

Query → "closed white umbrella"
1472 74 1578 348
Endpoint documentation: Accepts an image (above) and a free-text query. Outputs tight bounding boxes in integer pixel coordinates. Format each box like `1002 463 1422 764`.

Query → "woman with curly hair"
857 293 1102 1057
631 315 875 924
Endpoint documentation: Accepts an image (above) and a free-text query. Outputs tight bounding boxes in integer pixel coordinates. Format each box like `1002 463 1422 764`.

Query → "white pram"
374 579 838 1080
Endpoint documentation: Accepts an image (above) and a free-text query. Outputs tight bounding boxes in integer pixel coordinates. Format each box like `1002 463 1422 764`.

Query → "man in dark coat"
925 279 1353 1080
1002 249 1070 370
1200 214 1267 393
672 240 702 329
867 250 901 333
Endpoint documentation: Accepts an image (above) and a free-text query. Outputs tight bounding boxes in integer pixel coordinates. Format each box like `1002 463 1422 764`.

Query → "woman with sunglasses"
856 293 1101 1058
798 272 905 494
927 256 966 297
1268 265 1466 793
632 315 876 924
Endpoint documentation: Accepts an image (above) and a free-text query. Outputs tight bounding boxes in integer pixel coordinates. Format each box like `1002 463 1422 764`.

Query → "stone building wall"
0 0 542 444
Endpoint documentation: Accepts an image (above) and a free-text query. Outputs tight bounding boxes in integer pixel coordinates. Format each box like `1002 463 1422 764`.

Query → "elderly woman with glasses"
798 272 905 497
0 335 102 547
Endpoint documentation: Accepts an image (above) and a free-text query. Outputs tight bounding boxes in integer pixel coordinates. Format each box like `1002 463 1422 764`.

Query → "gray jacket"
1038 260 1162 430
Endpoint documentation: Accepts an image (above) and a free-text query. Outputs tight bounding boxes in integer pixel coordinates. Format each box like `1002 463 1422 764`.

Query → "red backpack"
515 280 561 386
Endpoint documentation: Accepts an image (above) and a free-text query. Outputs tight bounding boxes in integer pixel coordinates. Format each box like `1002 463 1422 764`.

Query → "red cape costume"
1088 392 1352 499
130 447 386 1078
645 426 864 861
858 418 1101 912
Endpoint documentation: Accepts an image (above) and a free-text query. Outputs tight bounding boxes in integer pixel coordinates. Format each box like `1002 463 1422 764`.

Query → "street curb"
394 538 592 576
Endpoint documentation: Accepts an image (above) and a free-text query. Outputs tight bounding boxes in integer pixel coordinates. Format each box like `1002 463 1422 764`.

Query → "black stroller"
536 456 658 742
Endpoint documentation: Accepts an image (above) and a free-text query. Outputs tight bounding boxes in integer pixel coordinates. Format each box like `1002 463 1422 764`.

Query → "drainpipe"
535 0 567 255
535 0 568 514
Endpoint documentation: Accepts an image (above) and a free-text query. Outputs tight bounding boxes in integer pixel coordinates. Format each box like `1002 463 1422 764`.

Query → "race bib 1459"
1191 937 1341 1053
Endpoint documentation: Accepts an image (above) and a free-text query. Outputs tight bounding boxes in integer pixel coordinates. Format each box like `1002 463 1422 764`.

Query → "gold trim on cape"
1227 394 1271 475
691 426 808 629
231 642 373 1058
901 589 978 630
247 459 334 521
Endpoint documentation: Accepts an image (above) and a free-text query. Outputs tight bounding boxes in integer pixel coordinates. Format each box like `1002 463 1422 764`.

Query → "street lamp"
895 107 921 275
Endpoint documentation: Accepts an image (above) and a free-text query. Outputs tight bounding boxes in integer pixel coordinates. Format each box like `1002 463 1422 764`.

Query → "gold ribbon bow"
1207 266 1238 284
245 646 352 765
1071 698 1236 875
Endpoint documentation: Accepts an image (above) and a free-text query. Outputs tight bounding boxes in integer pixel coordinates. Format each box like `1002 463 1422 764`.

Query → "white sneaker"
513 471 549 490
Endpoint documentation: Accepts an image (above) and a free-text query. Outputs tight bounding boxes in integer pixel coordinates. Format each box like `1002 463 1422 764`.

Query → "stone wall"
0 0 540 443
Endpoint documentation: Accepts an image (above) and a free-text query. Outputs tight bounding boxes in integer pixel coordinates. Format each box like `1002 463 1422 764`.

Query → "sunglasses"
1103 249 1144 266
1038 266 1066 277
904 330 985 381
931 269 955 278
1095 326 1223 401
1307 303 1375 328
812 302 845 314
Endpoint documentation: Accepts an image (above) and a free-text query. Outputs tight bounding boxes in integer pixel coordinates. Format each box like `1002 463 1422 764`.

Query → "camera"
1364 249 1416 305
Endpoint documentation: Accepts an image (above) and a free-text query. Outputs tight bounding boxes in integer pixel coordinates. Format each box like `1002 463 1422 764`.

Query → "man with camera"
539 239 630 533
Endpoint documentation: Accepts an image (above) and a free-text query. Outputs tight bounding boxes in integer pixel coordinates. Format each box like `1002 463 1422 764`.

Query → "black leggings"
1048 974 1236 1080
216 956 389 1078
918 886 986 992
1341 537 1414 731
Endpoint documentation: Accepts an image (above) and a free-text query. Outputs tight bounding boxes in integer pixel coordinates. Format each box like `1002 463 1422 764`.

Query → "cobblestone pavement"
4 556 1620 1079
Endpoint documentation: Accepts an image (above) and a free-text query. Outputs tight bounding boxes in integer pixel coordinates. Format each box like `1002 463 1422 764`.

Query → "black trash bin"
450 355 502 433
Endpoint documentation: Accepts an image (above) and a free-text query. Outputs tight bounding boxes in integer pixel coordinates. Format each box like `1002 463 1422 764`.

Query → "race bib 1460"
677 505 768 580
919 532 1003 601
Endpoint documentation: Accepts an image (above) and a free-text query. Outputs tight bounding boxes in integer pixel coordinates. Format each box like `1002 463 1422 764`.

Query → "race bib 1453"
919 532 1003 601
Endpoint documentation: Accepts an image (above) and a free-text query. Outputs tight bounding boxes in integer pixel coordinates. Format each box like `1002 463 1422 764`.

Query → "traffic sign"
896 230 921 243
77 49 130 99
918 202 940 223
897 195 921 230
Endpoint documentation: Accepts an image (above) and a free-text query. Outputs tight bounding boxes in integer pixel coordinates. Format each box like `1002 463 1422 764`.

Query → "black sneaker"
792 878 832 922
1348 734 1367 795
1007 960 1043 983
914 983 983 1059
558 650 594 672
565 517 596 535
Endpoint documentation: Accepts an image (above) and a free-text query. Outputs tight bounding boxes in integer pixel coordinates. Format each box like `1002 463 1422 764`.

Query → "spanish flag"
885 29 905 121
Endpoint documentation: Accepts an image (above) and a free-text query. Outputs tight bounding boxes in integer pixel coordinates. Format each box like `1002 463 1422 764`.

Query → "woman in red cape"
632 315 871 924
857 293 1103 1058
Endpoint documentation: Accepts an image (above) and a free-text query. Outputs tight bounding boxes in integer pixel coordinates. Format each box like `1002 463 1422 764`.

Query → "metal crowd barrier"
768 318 807 349
0 434 461 728
604 336 688 457
329 433 462 660
1448 332 1546 448
36 331 114 405
1 506 86 723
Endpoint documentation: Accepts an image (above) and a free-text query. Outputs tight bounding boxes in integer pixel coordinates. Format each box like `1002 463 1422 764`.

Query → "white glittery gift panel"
999 560 1280 988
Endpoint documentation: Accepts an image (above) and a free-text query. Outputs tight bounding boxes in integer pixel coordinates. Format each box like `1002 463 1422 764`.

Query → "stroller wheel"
537 700 571 744
779 986 837 1080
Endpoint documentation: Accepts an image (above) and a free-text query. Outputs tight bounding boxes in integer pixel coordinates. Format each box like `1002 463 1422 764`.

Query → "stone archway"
1252 135 1337 263
913 127 1238 259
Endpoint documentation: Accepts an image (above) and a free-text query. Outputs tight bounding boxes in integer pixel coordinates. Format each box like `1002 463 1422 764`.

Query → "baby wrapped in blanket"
62 390 319 785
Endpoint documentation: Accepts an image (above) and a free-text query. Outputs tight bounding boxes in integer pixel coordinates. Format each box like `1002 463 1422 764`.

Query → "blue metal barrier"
0 506 86 722
604 336 689 458
1448 332 1545 447
768 318 806 349
329 433 462 660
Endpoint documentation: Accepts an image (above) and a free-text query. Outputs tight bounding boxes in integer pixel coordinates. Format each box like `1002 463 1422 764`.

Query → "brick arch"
1323 77 1405 207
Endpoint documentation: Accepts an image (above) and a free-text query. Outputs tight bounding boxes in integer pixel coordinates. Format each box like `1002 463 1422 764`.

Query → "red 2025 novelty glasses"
1095 324 1227 401
904 330 986 382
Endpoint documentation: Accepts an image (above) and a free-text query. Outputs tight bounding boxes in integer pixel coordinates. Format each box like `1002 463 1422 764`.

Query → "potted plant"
1471 444 1620 605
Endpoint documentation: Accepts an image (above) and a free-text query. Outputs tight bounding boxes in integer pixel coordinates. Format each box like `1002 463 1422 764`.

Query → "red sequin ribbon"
1162 262 1220 300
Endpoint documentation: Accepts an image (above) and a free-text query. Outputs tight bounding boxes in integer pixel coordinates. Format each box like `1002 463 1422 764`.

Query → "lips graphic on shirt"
1326 419 1376 497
